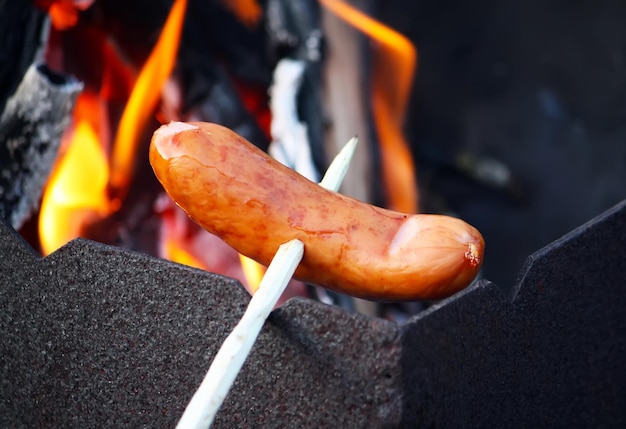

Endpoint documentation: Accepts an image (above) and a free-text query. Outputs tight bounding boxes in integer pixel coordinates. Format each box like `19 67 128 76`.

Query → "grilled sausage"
149 121 484 301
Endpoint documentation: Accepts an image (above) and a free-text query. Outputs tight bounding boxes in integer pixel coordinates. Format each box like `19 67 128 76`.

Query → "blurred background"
380 0 626 291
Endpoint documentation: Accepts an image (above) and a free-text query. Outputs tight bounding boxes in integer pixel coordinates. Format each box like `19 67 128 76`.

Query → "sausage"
149 121 484 301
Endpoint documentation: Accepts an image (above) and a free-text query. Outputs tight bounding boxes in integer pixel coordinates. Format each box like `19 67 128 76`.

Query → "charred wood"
0 64 82 229
0 0 48 114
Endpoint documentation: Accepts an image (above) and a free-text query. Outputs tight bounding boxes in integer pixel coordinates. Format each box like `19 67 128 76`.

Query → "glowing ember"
35 0 95 30
320 0 419 213
219 0 263 28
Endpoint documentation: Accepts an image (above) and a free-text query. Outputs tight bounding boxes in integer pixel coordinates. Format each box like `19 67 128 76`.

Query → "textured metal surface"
1 200 625 427
0 223 401 428
401 200 626 427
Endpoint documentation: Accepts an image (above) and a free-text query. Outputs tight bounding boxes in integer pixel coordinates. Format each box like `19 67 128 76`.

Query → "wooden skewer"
176 137 358 429
319 136 357 190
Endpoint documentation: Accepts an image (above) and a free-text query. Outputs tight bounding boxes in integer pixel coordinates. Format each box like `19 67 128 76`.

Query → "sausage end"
153 122 200 160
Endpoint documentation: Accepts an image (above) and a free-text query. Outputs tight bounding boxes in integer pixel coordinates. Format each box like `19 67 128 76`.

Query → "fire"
163 239 208 270
319 0 419 213
238 254 266 293
37 0 415 297
37 0 265 291
39 0 187 255
39 95 114 255
35 0 95 30
109 0 188 199
219 0 263 28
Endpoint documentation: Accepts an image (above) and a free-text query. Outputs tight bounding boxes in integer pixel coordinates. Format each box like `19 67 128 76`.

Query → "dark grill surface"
1 201 625 427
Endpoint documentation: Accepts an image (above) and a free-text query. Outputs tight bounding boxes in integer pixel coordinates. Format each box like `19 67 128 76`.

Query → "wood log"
0 63 83 229
0 0 47 113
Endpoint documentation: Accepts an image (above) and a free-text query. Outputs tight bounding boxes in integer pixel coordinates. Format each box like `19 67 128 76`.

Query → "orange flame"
219 0 263 28
35 0 95 30
320 0 418 213
39 94 114 255
39 0 187 254
109 0 187 199
164 239 208 270
239 254 266 293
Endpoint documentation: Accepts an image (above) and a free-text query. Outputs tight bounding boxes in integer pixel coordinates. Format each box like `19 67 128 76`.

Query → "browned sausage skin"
150 121 484 301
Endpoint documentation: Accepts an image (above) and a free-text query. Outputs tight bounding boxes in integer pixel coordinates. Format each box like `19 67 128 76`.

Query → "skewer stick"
176 137 359 429
319 136 358 191
176 239 303 429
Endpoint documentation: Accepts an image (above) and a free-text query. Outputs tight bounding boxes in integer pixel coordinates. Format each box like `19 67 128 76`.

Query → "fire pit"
1 0 626 426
